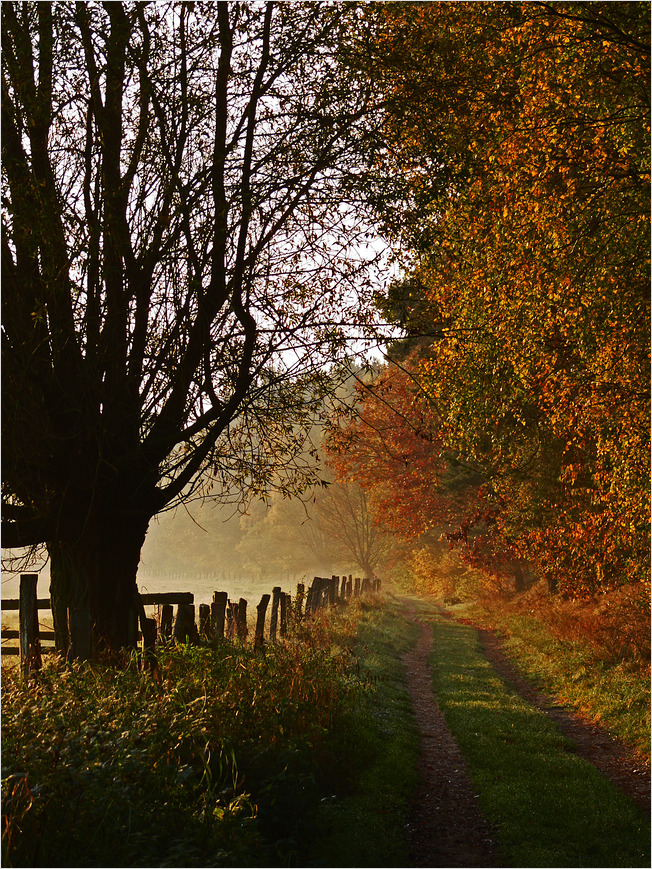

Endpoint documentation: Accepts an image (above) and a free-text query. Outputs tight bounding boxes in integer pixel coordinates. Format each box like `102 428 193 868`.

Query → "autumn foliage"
326 361 524 591
331 3 650 599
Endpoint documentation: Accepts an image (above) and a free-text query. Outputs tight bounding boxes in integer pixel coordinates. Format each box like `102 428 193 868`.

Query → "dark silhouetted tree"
2 2 384 653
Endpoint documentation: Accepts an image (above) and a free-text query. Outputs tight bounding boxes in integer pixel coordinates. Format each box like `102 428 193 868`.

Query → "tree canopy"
333 1 650 597
2 1 649 656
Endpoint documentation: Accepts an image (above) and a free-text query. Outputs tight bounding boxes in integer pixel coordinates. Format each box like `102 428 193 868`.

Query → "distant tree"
139 502 248 580
237 494 336 580
237 476 391 581
1 2 385 653
315 479 391 579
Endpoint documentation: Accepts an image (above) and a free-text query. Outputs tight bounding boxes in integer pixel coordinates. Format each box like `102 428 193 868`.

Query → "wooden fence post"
361 577 370 596
212 592 228 639
305 585 313 615
354 576 361 598
311 577 324 613
160 603 174 640
237 598 248 640
141 617 157 672
199 603 211 638
295 583 305 621
19 574 41 677
226 601 236 638
173 604 197 644
311 577 320 612
329 576 338 606
255 594 270 650
280 592 289 638
270 586 281 641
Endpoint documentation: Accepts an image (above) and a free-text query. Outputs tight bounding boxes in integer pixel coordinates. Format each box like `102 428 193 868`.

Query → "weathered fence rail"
2 572 381 675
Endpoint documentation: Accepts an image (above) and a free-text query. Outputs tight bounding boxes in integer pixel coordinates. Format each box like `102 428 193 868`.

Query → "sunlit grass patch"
428 616 650 868
466 598 651 758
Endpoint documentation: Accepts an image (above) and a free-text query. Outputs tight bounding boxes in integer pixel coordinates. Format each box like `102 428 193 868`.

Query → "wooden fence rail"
2 572 381 676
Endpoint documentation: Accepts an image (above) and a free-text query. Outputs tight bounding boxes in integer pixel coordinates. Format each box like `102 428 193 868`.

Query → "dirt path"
401 614 496 868
400 603 650 867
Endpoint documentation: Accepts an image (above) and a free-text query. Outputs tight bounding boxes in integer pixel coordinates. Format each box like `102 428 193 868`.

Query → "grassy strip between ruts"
1 599 420 868
422 607 651 868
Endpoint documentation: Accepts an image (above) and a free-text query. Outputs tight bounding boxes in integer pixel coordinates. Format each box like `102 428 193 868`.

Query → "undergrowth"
2 598 419 868
1 604 355 867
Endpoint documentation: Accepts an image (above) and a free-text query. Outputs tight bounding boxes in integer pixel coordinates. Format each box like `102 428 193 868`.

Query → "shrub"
2 620 362 868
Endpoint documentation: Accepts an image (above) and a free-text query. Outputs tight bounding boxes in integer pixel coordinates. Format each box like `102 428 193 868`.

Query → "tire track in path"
434 604 650 814
400 610 496 868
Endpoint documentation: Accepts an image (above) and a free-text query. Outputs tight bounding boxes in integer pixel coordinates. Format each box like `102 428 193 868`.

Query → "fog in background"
2 488 378 609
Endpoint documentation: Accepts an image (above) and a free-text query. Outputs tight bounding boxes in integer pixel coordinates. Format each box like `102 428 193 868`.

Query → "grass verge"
306 599 421 867
427 613 651 868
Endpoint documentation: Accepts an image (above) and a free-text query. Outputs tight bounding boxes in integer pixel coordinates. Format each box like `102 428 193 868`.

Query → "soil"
400 602 650 868
401 611 497 868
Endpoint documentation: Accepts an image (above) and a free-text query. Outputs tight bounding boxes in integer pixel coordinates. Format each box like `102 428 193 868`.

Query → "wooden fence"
2 572 381 675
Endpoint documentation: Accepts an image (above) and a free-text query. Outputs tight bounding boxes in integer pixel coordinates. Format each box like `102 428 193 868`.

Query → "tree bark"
47 510 149 656
514 563 526 593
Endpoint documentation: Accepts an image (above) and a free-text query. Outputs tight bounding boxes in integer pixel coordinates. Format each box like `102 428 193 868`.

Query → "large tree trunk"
48 509 150 658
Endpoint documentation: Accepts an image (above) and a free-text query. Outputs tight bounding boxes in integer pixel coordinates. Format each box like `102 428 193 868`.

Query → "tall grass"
2 598 422 868
2 613 361 867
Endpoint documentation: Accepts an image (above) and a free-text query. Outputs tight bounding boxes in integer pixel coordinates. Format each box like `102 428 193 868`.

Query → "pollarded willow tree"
1 1 386 653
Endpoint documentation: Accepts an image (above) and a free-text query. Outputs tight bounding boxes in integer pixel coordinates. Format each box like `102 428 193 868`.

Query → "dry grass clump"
503 581 650 672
